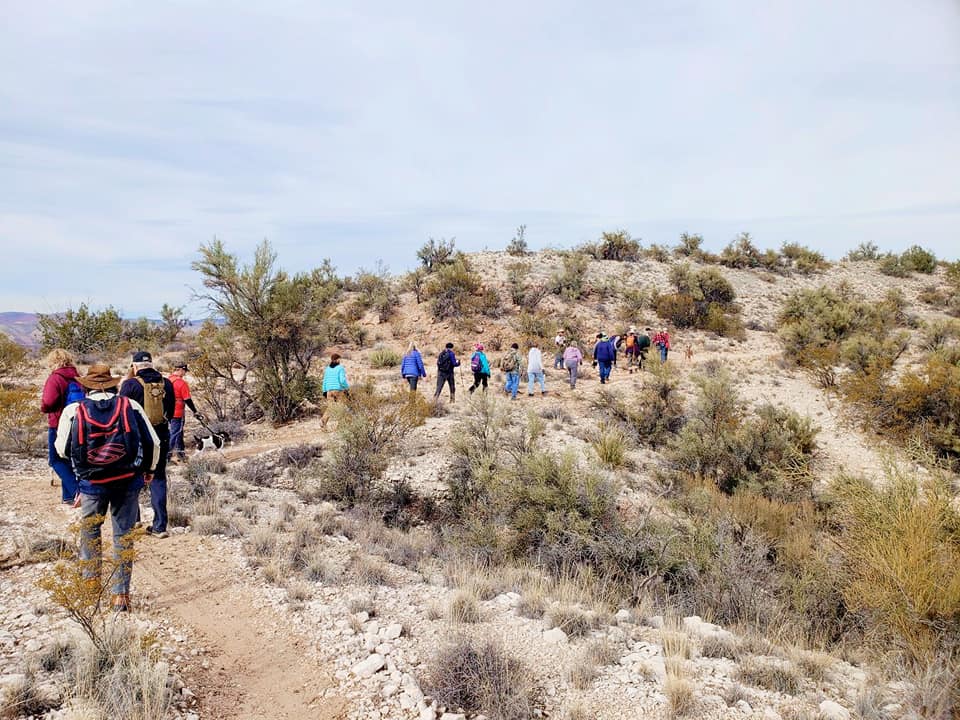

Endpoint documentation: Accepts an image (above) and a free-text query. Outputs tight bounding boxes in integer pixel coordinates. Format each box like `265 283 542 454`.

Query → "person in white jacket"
527 345 547 396
56 363 160 612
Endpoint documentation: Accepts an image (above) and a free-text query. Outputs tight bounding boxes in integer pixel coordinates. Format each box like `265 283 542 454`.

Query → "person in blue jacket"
321 353 350 428
467 343 491 394
400 342 427 391
593 333 616 384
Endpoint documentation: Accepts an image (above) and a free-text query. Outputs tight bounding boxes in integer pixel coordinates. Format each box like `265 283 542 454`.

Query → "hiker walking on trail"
434 343 459 402
321 353 350 428
553 329 566 370
120 351 175 539
167 362 204 464
527 344 547 396
40 349 82 505
468 343 491 394
500 343 523 400
653 327 671 363
593 333 616 384
56 363 160 613
400 343 427 391
624 327 646 373
563 343 584 389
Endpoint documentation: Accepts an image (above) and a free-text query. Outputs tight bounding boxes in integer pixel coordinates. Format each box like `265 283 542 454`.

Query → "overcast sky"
2 1 958 316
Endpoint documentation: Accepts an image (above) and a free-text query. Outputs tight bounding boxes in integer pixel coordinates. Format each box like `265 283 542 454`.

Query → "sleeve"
129 399 161 471
119 378 141 404
163 379 176 419
417 354 426 377
40 374 64 414
184 398 199 414
340 366 349 390
452 352 460 367
54 404 77 459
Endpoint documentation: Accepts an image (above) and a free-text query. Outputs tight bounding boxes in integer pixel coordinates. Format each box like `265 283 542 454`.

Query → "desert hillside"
1 242 958 720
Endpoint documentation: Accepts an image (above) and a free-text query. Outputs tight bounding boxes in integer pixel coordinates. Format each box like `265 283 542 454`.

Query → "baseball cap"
132 350 152 363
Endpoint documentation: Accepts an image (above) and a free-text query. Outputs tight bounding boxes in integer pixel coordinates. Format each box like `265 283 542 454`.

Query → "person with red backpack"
119 351 175 538
40 349 82 505
55 364 160 613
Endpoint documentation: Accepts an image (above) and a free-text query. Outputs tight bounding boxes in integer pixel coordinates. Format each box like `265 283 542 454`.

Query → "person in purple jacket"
400 342 427 391
40 349 81 504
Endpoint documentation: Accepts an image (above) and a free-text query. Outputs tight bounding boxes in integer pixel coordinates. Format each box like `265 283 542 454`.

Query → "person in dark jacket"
400 342 427 391
119 351 174 538
592 333 616 384
433 343 460 403
40 348 81 504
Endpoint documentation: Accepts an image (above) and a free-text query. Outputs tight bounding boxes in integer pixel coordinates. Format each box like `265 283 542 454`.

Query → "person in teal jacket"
321 353 349 428
467 343 491 394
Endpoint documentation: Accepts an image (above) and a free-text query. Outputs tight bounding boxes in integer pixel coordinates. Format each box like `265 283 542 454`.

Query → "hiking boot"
468 386 475 394
112 594 131 613
146 528 169 539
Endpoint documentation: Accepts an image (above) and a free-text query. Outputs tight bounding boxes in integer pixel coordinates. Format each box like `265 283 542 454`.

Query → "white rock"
682 616 704 633
419 707 436 720
382 683 398 697
440 714 466 720
646 615 664 629
762 709 783 720
615 609 632 624
383 623 403 640
354 611 370 624
735 699 752 713
818 700 850 720
543 627 568 644
352 654 386 678
376 643 393 655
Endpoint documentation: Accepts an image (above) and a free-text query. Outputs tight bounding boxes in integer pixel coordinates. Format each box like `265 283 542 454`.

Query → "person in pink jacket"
39 349 81 504
562 344 584 389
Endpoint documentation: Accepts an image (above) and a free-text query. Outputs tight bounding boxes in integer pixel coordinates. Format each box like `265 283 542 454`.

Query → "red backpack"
70 396 146 483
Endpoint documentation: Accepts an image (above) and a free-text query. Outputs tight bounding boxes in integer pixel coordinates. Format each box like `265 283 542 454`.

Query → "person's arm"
54 403 77 459
417 354 426 378
40 374 64 414
340 366 349 391
129 399 161 473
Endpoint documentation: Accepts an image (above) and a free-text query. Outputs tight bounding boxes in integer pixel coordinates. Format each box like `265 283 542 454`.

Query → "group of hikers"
40 349 204 612
320 326 673 405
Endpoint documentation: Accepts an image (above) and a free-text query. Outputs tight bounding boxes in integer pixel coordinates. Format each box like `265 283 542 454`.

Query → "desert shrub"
655 265 741 336
403 266 429 304
234 457 276 487
506 262 528 305
369 346 401 368
506 224 530 256
673 232 705 258
619 287 647 324
550 252 589 300
428 253 482 321
479 286 505 318
193 240 341 423
720 232 765 269
829 470 960 664
448 589 482 623
668 371 818 499
878 253 909 277
645 243 670 262
0 334 27 377
277 443 323 469
583 230 641 261
36 303 124 357
515 313 552 344
591 425 630 468
781 242 829 274
548 605 595 637
319 385 429 501
0 388 44 456
844 241 880 261
190 322 261 423
900 245 937 274
736 657 801 694
417 237 457 270
591 370 685 447
424 638 534 720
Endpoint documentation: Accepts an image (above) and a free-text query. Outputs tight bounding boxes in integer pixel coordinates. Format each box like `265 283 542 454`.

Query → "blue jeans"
598 361 612 382
553 353 564 369
150 425 170 532
527 370 546 394
505 371 520 398
659 345 668 363
79 484 141 596
169 417 185 459
48 427 77 502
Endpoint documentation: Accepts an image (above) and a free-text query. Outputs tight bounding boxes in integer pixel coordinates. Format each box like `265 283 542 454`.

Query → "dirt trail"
0 467 347 720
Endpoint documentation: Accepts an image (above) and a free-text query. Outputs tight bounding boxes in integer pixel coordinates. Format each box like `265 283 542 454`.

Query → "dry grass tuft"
547 605 595 638
736 657 801 695
448 589 483 624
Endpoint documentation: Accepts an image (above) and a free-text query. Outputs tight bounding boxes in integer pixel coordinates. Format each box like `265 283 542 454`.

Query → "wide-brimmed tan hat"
77 363 121 391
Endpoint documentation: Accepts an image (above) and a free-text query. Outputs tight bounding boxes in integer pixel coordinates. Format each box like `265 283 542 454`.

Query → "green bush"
37 303 124 356
720 233 764 269
900 245 937 274
780 242 829 274
550 252 589 300
591 371 685 447
0 334 26 377
582 230 641 261
428 253 482 320
417 237 456 270
878 253 909 277
655 264 741 336
505 224 530 256
844 241 880 261
369 347 401 368
673 232 705 258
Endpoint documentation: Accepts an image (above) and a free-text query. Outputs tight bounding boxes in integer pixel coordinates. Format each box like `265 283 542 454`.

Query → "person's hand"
322 391 328 399
195 412 205 422
144 473 154 484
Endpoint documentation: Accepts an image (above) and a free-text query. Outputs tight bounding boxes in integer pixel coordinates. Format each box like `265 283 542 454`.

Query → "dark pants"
169 416 185 459
468 372 488 393
598 361 613 383
405 376 420 391
48 427 77 502
150 424 170 532
79 483 141 596
435 371 455 400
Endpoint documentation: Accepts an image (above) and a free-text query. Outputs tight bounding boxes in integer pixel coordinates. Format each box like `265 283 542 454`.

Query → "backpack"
470 353 482 373
437 350 454 373
499 352 518 373
136 378 166 425
69 396 145 484
65 380 86 406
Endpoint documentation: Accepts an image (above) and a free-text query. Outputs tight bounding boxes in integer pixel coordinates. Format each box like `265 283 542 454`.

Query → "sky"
1 1 958 317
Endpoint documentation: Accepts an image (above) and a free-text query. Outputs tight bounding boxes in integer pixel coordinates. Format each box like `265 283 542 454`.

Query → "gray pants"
567 360 580 388
79 484 141 596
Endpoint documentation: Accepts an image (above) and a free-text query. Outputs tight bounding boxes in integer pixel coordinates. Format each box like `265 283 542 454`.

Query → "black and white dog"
193 430 230 453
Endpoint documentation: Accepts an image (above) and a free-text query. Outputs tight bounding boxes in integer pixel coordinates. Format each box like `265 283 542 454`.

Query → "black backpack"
437 349 454 373
70 395 146 484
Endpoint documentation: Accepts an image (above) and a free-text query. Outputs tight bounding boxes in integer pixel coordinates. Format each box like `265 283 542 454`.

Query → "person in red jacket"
39 348 80 504
167 362 204 463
